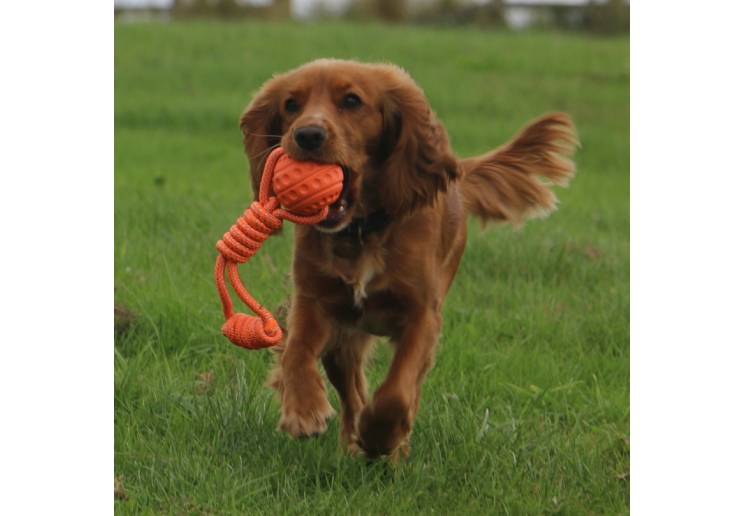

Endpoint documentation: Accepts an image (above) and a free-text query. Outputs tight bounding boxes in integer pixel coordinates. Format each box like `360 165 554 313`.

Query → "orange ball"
272 155 344 216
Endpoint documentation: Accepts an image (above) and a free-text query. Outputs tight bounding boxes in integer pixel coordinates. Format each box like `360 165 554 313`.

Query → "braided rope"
215 147 329 350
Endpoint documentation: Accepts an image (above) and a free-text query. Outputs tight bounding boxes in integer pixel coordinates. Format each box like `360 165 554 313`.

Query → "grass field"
114 19 629 515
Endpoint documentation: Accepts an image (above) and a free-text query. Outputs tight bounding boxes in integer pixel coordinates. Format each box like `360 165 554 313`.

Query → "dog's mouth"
317 166 354 230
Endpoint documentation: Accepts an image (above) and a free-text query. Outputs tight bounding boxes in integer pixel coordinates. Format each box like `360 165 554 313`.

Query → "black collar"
333 208 391 241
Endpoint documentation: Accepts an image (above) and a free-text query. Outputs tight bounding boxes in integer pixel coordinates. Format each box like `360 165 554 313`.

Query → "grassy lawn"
115 20 629 515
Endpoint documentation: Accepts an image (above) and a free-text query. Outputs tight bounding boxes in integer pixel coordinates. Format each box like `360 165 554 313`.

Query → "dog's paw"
356 399 412 460
278 393 336 439
351 432 410 463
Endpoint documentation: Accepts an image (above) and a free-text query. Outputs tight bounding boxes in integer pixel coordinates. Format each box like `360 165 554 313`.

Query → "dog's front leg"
357 308 441 459
321 332 375 452
272 295 336 439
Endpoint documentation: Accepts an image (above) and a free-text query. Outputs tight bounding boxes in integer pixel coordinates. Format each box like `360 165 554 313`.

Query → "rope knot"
216 199 283 263
221 313 282 350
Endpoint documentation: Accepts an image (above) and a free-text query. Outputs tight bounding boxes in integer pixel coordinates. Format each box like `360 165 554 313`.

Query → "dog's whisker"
243 132 284 139
250 143 281 163
338 144 361 165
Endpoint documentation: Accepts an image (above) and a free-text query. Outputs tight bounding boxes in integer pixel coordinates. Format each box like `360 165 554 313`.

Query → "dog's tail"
458 112 578 227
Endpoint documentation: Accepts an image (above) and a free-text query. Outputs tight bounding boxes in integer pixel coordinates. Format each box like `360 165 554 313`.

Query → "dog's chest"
333 252 382 307
328 247 410 336
322 232 410 335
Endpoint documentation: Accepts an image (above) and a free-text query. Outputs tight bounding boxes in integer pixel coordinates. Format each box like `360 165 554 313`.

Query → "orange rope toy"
214 147 343 350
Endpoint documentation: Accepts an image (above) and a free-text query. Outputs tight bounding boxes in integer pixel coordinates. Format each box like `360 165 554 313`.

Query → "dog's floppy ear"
239 79 284 199
376 65 461 218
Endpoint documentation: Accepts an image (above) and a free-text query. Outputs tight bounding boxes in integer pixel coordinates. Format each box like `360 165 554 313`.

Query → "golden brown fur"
239 59 577 459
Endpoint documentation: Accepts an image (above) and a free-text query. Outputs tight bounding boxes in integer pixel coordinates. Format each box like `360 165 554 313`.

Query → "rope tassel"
214 147 335 350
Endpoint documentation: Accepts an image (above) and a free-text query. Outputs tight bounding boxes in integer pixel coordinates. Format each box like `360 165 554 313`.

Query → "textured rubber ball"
272 155 344 216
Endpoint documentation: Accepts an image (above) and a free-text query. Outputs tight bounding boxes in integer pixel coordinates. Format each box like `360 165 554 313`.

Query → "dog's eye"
341 93 362 110
284 99 300 113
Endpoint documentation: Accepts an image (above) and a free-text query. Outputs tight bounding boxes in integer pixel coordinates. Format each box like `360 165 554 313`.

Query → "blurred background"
114 0 630 34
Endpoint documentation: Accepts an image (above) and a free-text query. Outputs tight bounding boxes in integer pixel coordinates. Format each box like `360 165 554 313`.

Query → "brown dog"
239 59 577 459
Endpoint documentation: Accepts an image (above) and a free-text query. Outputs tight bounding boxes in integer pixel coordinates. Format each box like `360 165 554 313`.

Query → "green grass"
115 20 629 515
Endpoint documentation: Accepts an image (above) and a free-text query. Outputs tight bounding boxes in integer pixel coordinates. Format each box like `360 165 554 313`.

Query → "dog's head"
239 59 461 232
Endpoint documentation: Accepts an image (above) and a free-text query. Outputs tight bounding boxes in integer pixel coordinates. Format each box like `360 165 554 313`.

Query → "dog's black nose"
294 126 327 151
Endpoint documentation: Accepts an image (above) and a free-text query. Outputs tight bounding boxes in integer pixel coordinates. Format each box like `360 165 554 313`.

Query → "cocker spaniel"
239 59 577 459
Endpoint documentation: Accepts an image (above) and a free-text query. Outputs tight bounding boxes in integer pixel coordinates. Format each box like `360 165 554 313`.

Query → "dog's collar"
333 208 391 240
329 208 391 258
